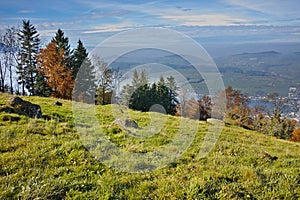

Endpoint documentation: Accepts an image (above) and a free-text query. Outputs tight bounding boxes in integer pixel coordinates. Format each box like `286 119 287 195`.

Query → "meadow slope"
0 93 299 199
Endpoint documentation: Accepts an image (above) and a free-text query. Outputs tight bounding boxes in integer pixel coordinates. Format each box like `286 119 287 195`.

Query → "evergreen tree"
73 59 97 103
51 29 73 69
71 39 87 79
129 84 150 112
120 69 148 105
140 69 148 86
166 76 179 115
131 69 139 88
18 20 40 95
34 72 51 97
158 76 165 85
120 83 134 105
73 40 97 103
128 75 179 115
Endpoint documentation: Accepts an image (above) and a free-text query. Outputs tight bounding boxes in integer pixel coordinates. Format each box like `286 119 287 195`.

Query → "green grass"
0 92 300 199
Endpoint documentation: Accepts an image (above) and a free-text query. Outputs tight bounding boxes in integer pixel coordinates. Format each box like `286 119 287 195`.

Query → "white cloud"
19 10 35 14
225 0 300 16
161 14 248 26
82 22 139 34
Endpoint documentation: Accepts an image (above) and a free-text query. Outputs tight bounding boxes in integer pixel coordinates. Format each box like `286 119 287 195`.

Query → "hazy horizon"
1 1 300 57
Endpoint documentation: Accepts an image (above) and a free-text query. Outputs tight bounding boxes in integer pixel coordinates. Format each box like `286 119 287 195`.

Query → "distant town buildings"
287 87 300 121
288 87 300 99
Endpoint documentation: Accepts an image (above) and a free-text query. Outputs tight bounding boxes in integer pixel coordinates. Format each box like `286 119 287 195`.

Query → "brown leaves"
36 41 74 99
180 95 212 121
290 127 300 142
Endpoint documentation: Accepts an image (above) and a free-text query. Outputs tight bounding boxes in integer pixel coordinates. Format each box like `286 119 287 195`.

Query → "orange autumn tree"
36 41 74 99
290 127 300 142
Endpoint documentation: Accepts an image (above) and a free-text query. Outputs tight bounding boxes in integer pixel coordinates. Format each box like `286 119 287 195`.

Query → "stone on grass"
53 101 62 106
0 106 15 114
8 96 42 118
113 118 139 129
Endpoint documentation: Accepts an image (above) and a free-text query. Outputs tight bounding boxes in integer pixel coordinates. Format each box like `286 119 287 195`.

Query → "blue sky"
1 0 300 53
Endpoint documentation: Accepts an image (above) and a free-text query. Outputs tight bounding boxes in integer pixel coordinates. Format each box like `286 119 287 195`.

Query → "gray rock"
0 106 15 114
53 101 62 106
113 118 139 129
8 97 42 118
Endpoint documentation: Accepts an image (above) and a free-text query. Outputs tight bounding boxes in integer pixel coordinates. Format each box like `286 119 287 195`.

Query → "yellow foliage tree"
36 41 74 99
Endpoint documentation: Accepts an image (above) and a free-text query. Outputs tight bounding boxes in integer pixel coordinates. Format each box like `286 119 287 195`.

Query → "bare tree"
0 27 19 94
92 55 112 105
0 34 8 92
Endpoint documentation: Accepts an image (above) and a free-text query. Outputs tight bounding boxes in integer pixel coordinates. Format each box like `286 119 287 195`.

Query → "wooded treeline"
0 20 100 100
1 20 298 141
180 86 297 140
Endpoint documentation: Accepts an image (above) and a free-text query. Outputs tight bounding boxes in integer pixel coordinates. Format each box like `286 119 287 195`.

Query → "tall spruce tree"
72 39 87 79
51 29 72 69
18 20 40 95
72 40 97 103
35 72 51 97
165 76 178 115
120 69 148 105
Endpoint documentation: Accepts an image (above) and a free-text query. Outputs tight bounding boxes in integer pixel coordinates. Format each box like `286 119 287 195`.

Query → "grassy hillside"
0 93 300 199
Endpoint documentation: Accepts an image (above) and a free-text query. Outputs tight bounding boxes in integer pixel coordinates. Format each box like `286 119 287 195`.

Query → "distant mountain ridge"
231 51 281 57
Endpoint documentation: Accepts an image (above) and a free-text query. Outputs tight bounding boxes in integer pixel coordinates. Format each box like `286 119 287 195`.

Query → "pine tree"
140 69 148 86
72 39 87 79
51 29 72 69
120 69 148 105
36 41 74 99
129 84 150 112
35 72 51 97
120 84 134 105
18 20 40 95
166 76 179 115
158 76 165 85
127 74 179 115
131 69 139 88
73 55 97 103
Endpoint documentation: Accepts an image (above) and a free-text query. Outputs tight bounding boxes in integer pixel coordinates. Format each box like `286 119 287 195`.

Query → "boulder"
0 106 15 114
8 97 42 118
113 118 139 129
53 101 62 106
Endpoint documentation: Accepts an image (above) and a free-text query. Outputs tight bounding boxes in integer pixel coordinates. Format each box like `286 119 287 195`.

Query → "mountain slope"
0 93 299 199
215 51 300 96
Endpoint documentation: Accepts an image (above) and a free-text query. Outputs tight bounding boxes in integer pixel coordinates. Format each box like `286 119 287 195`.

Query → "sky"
1 0 300 56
